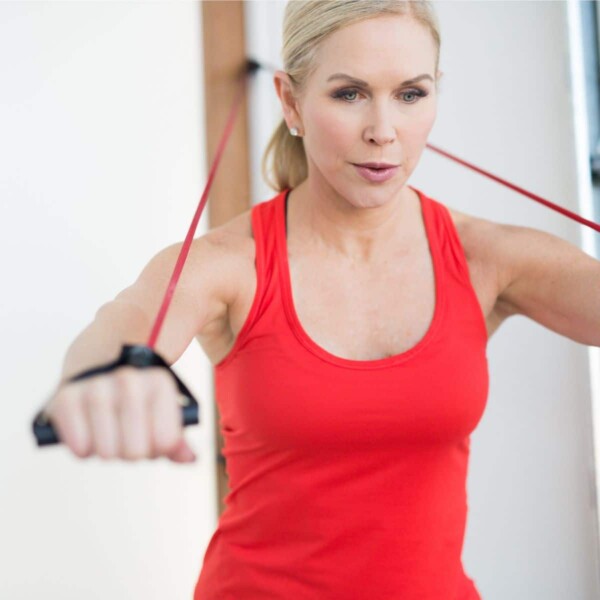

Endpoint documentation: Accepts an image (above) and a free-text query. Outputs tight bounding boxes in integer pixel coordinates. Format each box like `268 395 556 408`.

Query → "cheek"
400 112 436 172
406 106 437 139
400 109 436 154
309 105 351 146
399 103 437 132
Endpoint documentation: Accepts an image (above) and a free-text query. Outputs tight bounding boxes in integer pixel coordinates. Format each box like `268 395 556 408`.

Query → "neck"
287 179 418 263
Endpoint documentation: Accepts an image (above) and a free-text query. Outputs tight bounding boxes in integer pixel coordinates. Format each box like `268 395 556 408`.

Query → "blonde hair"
261 0 441 192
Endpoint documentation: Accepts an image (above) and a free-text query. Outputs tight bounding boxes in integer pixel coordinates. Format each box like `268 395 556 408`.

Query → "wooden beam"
202 0 251 228
201 0 251 517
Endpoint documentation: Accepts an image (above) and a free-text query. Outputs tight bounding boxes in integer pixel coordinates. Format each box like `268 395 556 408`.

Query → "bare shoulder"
447 205 600 344
443 204 516 333
445 205 500 263
445 204 556 305
196 207 255 305
445 202 600 328
161 206 256 364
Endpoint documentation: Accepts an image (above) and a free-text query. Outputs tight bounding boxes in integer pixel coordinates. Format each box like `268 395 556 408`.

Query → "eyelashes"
331 87 428 104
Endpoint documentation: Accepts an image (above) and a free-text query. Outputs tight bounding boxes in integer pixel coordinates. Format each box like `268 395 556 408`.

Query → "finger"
115 369 150 461
84 378 120 460
148 370 181 459
166 437 197 464
50 388 92 458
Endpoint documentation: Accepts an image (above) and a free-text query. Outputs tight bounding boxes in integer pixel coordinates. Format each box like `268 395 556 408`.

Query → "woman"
45 1 600 598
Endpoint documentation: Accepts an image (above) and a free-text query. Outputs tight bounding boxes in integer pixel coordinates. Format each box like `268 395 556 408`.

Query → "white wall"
0 3 216 598
432 3 599 597
3 1 599 599
245 1 600 598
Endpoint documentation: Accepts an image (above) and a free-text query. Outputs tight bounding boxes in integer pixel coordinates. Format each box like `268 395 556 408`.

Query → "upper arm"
492 222 600 346
99 231 239 364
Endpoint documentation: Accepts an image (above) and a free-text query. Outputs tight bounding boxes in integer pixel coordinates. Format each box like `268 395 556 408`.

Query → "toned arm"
491 222 600 346
59 232 237 383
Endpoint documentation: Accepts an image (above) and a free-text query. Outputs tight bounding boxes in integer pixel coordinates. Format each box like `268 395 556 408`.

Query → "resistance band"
32 57 599 447
32 59 260 446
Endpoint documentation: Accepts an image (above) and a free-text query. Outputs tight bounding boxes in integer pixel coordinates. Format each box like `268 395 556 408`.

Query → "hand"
43 366 197 463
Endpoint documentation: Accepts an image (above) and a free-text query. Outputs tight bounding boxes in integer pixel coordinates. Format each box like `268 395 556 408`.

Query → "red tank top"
194 187 489 599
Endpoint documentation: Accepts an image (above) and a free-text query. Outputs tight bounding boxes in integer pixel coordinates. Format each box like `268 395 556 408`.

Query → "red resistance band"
31 58 600 447
147 57 600 352
146 60 261 349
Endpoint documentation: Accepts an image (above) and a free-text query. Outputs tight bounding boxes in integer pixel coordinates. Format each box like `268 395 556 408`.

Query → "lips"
353 162 399 169
352 163 399 183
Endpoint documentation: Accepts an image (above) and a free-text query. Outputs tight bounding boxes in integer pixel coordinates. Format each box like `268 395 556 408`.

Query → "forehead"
313 15 435 77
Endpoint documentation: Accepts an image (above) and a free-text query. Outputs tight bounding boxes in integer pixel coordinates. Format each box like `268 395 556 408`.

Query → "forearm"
58 299 153 385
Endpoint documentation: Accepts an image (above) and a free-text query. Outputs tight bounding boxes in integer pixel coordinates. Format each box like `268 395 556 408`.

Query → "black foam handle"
31 344 200 447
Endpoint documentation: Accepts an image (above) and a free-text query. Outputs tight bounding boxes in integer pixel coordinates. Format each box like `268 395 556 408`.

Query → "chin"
345 191 394 210
342 183 405 210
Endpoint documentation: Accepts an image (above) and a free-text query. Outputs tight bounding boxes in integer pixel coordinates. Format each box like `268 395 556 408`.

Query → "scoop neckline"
275 186 445 370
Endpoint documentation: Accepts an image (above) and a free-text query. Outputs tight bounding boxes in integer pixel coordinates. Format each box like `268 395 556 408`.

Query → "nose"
364 102 397 145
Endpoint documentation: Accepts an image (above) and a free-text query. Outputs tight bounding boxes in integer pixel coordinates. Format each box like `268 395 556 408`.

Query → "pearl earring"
289 127 299 137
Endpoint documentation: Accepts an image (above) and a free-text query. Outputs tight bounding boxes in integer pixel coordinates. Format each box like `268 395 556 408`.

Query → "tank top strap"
420 190 475 288
251 188 288 288
250 193 273 285
214 190 287 370
418 189 488 343
246 189 285 320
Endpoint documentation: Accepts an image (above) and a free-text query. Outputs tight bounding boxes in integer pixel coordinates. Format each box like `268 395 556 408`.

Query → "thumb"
167 437 197 463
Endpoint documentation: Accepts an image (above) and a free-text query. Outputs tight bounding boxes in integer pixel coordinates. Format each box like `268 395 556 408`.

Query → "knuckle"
146 366 166 382
114 367 138 395
155 370 177 393
50 388 77 415
46 400 67 424
47 392 66 414
118 393 145 414
85 387 112 410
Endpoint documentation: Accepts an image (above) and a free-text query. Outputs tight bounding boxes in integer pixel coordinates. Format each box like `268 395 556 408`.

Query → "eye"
331 88 362 102
331 87 428 104
400 88 428 103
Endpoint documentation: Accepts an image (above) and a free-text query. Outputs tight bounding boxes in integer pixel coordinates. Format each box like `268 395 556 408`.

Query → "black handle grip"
31 344 200 447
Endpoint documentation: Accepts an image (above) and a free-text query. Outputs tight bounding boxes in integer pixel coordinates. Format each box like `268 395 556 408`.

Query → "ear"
273 70 303 133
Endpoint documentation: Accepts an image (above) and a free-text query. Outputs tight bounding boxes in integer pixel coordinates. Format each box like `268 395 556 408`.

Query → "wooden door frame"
201 0 250 516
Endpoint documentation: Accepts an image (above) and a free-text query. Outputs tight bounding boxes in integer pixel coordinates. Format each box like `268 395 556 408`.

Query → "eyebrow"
326 73 433 87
